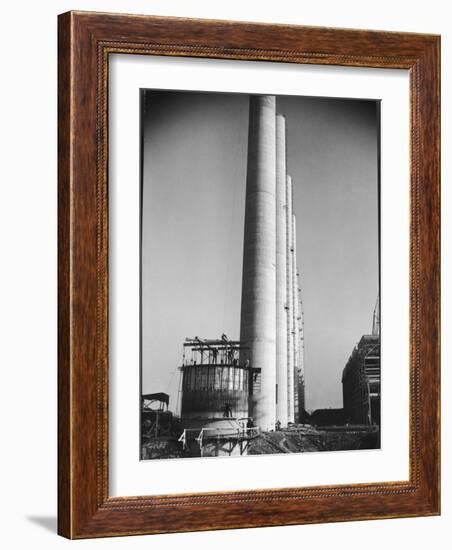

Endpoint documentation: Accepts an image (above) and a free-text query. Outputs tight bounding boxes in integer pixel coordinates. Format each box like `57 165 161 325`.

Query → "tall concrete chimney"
275 114 289 427
292 213 300 422
286 174 295 423
240 95 277 431
297 272 306 412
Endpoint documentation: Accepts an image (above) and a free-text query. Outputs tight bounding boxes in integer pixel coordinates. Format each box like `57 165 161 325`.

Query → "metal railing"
178 426 260 451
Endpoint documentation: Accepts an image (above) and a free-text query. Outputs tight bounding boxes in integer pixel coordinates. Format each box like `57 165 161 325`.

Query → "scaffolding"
342 335 380 425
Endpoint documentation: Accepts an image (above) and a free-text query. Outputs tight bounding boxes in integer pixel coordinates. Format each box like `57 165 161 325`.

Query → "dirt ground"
247 425 380 455
141 425 380 459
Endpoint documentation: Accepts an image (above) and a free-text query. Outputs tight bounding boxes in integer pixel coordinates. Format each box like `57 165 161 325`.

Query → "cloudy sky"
141 90 379 412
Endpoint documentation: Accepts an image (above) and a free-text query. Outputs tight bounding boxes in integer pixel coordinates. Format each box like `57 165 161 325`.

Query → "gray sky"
141 91 378 412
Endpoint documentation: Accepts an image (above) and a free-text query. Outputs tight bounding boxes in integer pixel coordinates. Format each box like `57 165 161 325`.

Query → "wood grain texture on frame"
57 10 440 539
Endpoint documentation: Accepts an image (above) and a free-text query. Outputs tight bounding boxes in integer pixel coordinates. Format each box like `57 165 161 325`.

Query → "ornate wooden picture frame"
58 11 440 539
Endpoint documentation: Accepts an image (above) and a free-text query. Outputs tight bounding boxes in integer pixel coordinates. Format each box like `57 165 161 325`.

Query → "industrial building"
180 336 254 421
342 299 381 426
141 392 181 459
141 392 173 438
310 408 345 427
178 336 260 457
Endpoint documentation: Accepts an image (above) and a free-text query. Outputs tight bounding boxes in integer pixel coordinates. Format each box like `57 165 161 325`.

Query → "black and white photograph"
1 0 445 545
140 90 381 460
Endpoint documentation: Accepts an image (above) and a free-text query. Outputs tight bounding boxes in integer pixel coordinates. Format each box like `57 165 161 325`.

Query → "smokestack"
292 213 299 423
275 114 288 427
240 95 276 431
297 273 306 412
286 174 295 423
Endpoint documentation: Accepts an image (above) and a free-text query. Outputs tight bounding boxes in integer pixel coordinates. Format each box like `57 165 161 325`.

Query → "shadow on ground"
26 516 57 534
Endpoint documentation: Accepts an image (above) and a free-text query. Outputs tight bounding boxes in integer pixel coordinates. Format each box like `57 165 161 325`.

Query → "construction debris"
248 425 379 455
